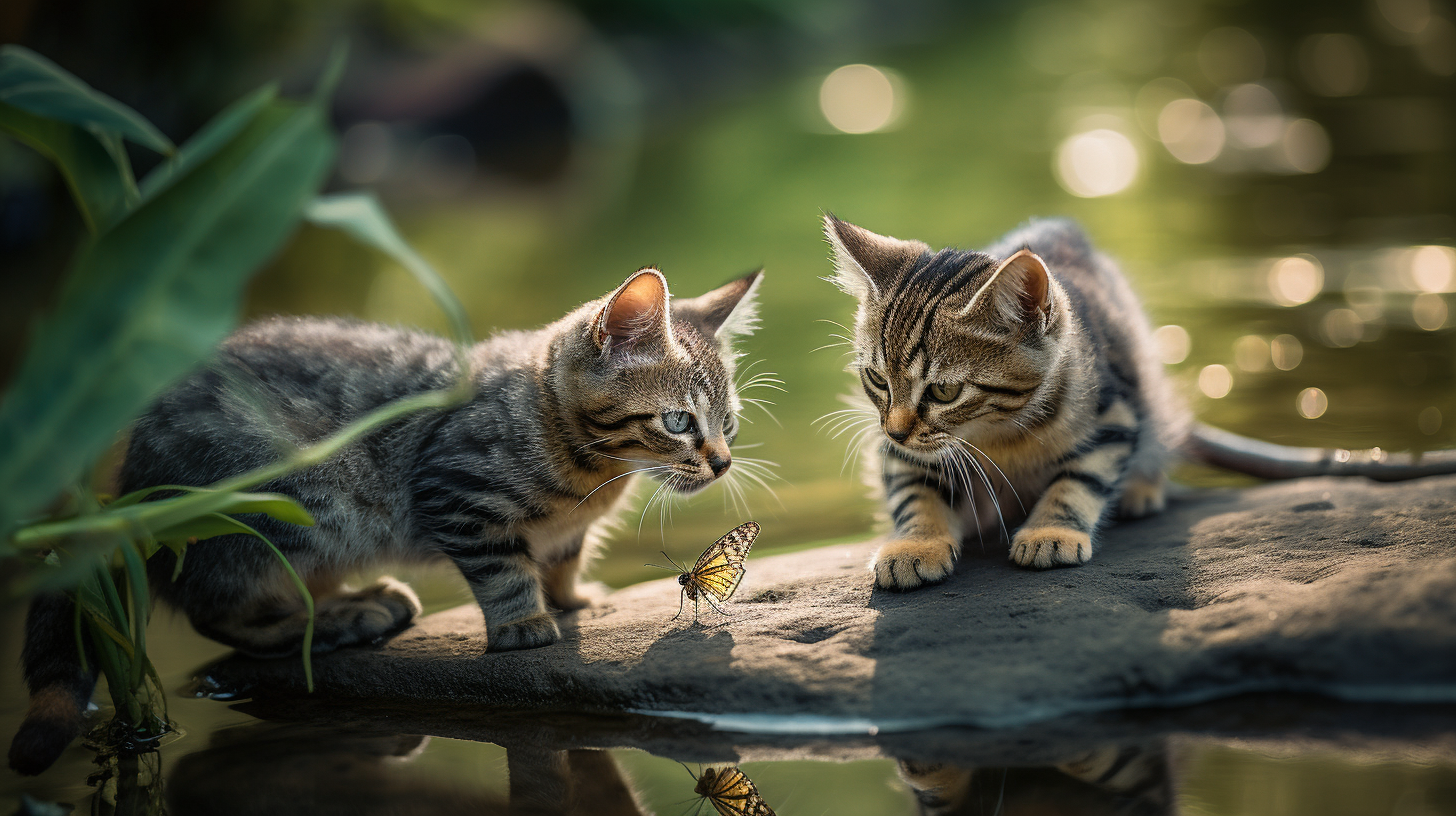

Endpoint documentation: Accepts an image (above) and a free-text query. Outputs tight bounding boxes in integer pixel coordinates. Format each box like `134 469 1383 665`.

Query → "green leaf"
305 192 475 348
0 45 173 154
138 83 277 203
0 102 137 233
0 96 336 534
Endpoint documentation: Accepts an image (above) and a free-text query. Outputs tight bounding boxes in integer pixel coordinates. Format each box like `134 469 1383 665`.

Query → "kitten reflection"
167 723 646 816
899 742 1172 816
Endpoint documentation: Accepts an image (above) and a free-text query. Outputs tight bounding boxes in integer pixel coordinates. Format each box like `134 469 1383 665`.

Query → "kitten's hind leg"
191 577 421 658
448 549 560 652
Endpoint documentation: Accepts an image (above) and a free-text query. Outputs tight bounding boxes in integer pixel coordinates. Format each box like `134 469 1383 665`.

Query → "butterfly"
648 521 760 621
693 765 777 816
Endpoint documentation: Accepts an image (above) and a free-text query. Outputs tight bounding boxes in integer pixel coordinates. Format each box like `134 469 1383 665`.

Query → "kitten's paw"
365 576 423 622
1119 477 1166 518
550 580 607 612
872 539 955 591
487 613 561 652
1009 526 1092 569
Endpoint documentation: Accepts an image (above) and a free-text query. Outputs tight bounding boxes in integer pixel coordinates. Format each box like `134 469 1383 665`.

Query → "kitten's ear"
822 214 928 300
594 268 671 350
961 249 1054 329
672 270 762 343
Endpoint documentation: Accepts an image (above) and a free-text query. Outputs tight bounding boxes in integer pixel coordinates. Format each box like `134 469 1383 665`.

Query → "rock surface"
209 475 1456 732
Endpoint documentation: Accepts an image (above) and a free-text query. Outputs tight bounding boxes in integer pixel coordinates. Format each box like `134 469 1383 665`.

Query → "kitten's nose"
884 406 917 443
709 455 732 476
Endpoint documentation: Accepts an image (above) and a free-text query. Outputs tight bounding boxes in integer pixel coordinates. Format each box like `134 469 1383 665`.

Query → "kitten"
824 215 1182 587
9 267 760 775
825 215 1456 588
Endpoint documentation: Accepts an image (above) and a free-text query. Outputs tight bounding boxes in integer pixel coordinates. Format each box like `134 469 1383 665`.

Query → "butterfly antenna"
676 760 699 782
645 551 686 572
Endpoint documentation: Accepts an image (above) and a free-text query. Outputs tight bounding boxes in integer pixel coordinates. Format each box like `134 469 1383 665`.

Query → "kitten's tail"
1185 423 1456 481
7 592 99 775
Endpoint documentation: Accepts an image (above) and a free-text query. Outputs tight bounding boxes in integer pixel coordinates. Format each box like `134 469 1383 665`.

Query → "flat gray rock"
208 475 1456 732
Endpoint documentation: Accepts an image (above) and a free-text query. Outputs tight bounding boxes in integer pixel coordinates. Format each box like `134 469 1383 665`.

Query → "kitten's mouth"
652 470 716 494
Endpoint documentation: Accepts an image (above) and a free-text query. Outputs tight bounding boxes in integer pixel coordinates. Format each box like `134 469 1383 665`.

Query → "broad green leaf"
0 102 136 233
305 193 475 348
0 96 336 533
139 83 277 203
0 46 173 154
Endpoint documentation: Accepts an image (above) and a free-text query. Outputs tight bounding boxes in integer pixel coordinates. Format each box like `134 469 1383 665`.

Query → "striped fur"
9 267 760 775
897 742 1173 815
824 215 1181 588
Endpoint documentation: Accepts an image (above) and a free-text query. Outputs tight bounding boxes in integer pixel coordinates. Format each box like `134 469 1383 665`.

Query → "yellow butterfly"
649 521 760 621
693 765 777 816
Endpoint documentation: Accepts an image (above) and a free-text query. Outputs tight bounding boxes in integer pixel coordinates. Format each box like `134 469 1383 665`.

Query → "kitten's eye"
928 382 963 403
863 368 888 389
662 411 695 434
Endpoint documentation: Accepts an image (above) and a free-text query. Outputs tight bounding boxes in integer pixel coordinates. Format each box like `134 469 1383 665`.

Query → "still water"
5 0 1456 811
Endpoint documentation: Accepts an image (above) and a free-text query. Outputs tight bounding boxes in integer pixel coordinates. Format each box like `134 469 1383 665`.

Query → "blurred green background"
2 0 1453 582
3 0 1455 811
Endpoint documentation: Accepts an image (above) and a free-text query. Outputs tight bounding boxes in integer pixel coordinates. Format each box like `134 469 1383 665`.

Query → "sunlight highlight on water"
1054 128 1139 197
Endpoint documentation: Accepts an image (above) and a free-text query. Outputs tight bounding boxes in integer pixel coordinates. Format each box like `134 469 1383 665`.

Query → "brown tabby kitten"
9 267 760 775
824 215 1181 588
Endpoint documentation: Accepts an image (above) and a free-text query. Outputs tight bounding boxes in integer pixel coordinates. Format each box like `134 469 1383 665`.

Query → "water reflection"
166 722 650 816
896 741 1173 816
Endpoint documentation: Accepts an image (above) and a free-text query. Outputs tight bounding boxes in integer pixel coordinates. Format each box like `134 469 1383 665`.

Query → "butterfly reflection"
693 765 777 816
649 521 760 621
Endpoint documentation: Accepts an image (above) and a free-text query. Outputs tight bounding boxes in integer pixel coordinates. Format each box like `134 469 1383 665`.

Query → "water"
4 0 1455 811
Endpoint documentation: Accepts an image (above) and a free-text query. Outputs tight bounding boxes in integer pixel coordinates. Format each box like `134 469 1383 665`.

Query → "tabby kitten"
10 267 760 775
824 215 1180 588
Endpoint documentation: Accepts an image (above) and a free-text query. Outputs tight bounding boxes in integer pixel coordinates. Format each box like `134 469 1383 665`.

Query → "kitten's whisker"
962 440 1025 513
1009 418 1049 447
574 465 671 511
952 439 1010 544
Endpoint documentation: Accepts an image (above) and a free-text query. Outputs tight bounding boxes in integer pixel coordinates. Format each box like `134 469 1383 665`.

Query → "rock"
206 475 1456 735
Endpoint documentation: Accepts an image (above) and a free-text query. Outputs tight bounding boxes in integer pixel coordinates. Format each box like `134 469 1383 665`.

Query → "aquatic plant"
0 43 472 756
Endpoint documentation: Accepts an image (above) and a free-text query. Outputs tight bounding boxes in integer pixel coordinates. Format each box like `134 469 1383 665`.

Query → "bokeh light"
819 64 902 134
1411 245 1456 292
1321 308 1365 347
1198 27 1265 85
1233 335 1270 372
1271 334 1304 370
1297 387 1329 419
1419 406 1443 435
1280 119 1332 173
1054 128 1139 197
1414 17 1456 75
1298 33 1370 96
1224 83 1285 148
1157 98 1225 164
1199 364 1233 398
1377 0 1434 34
1154 324 1191 364
339 122 394 185
1269 256 1324 306
1413 293 1449 330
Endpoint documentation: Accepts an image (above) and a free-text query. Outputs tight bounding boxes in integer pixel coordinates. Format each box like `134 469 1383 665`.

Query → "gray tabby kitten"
824 215 1180 588
825 214 1456 591
9 267 759 775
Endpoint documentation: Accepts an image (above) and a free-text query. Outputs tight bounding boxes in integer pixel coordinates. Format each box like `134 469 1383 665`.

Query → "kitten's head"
823 214 1067 458
557 267 761 493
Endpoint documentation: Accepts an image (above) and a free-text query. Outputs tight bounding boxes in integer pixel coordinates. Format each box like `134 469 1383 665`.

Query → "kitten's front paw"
1009 527 1092 568
487 613 561 652
1119 476 1166 518
873 539 955 591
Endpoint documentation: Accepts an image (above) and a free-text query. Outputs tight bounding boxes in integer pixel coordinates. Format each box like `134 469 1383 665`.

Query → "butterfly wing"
700 766 776 816
686 521 760 603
